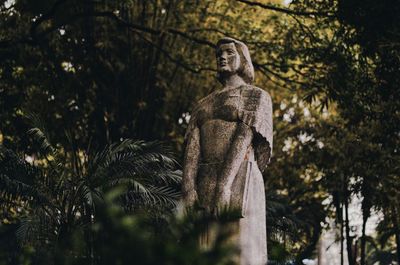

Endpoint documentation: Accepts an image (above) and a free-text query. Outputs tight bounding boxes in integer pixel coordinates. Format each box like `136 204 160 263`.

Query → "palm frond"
103 176 180 210
25 115 66 180
0 174 34 201
74 180 102 208
25 113 55 156
145 185 181 207
89 140 177 179
0 146 38 183
16 209 57 245
16 216 37 243
86 140 181 209
27 127 54 155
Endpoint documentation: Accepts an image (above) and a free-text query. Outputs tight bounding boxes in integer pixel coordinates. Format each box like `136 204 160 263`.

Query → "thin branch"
134 32 216 74
80 12 216 48
289 14 320 43
254 61 314 87
32 11 216 49
187 27 229 36
257 66 288 90
236 0 335 18
167 28 215 48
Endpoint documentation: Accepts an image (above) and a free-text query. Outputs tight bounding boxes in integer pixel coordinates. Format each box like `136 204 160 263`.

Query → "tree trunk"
332 189 344 265
392 206 400 265
354 239 358 265
340 207 344 265
360 206 370 265
344 199 355 265
396 227 400 265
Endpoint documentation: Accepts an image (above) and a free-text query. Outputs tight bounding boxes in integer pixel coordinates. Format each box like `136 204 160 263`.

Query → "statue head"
216 37 254 85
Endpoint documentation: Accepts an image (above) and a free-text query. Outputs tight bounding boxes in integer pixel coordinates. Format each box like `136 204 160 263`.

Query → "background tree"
1 0 400 264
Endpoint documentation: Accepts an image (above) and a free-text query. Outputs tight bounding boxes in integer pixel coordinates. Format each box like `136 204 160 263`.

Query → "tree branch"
253 61 314 87
236 0 334 18
33 11 216 49
135 32 216 74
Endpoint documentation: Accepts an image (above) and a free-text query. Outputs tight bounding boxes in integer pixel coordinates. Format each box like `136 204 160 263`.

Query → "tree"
1 0 400 263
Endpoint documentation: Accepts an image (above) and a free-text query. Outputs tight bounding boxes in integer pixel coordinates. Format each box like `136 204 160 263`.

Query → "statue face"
216 42 241 75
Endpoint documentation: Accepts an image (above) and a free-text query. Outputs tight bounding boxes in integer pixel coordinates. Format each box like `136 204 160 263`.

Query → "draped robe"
183 84 273 265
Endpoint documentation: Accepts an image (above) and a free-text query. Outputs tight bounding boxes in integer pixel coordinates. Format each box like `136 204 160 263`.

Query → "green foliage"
1 0 400 263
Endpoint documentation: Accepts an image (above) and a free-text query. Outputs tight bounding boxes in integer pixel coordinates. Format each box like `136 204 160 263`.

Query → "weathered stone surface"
182 37 273 265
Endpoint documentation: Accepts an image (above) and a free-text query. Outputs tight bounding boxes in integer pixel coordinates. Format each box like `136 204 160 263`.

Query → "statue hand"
216 188 231 208
183 189 198 207
211 189 231 218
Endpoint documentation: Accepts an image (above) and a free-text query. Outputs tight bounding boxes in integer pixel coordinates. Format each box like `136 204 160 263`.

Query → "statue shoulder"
240 85 271 101
239 85 272 111
185 91 217 133
191 91 217 115
239 85 273 171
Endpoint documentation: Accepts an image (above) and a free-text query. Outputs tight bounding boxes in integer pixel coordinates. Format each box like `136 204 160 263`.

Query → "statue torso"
188 84 272 169
195 87 242 162
188 84 272 209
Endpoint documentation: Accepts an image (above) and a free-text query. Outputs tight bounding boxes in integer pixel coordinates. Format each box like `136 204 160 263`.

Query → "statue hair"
216 37 255 85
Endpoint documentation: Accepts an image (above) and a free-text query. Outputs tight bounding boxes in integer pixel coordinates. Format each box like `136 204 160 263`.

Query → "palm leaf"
25 113 55 156
145 185 181 207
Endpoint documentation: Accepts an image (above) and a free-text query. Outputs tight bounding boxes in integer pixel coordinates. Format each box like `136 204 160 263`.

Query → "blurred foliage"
0 0 400 264
1 185 240 265
63 192 240 265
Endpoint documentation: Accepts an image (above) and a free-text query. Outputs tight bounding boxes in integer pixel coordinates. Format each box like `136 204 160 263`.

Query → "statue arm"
216 122 253 207
182 125 201 207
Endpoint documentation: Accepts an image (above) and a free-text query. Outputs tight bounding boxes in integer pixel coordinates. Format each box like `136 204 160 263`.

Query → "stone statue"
182 37 273 265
